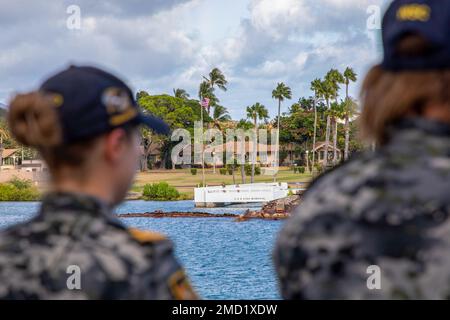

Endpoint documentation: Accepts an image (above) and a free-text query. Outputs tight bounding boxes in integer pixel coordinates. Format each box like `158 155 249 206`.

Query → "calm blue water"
0 200 283 299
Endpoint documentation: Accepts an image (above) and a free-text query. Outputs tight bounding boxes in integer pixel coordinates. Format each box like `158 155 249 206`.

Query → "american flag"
200 97 210 108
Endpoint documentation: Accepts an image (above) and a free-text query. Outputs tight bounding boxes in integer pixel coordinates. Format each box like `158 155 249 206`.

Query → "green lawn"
132 167 312 198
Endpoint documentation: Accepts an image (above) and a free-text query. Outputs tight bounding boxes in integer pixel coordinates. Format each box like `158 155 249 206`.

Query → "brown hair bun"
7 91 63 148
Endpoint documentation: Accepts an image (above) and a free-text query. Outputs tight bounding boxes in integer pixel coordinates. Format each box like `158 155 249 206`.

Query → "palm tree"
343 97 358 155
173 88 190 100
211 105 231 174
212 105 231 129
198 81 218 113
343 67 357 160
310 78 323 172
236 119 254 184
272 82 292 181
203 68 228 116
332 106 340 164
325 69 345 165
320 79 333 168
204 68 228 91
246 103 269 183
330 101 346 163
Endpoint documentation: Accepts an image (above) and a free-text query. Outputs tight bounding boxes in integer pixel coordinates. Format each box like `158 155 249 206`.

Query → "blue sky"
0 0 389 119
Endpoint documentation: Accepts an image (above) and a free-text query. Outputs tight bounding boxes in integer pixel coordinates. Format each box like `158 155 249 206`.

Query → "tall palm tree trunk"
232 161 236 185
0 137 3 171
241 164 246 184
312 100 317 172
323 100 331 168
251 117 257 183
333 117 338 164
344 84 350 161
201 106 206 186
344 116 350 160
274 99 281 182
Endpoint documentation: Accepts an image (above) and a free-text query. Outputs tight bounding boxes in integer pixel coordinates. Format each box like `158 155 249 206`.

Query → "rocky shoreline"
118 195 301 222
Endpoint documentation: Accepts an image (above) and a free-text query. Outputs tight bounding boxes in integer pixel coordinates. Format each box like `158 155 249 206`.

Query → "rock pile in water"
236 195 301 221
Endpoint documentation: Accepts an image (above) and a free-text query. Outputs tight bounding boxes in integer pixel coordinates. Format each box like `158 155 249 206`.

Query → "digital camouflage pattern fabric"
274 117 450 299
0 192 198 300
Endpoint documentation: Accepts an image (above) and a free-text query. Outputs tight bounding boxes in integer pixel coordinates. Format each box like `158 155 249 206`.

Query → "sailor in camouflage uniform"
274 0 450 299
0 192 196 299
0 66 197 300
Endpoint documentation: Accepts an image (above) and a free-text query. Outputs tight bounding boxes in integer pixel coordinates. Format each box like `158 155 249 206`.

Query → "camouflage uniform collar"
39 191 113 217
391 117 450 137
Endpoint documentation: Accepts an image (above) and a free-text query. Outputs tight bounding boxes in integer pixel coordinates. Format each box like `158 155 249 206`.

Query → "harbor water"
0 200 283 299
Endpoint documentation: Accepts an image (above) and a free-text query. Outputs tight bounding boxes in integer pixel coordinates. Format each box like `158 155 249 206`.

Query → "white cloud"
294 52 308 68
0 0 390 120
245 60 287 77
250 0 312 39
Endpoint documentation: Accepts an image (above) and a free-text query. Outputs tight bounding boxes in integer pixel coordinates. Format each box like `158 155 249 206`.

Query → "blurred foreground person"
274 0 450 299
0 66 197 299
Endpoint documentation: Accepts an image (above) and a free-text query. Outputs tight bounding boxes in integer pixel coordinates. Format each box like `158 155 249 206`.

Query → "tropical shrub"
298 166 305 174
314 164 324 173
0 181 40 201
9 176 33 190
244 164 261 176
0 184 18 201
142 182 180 201
226 164 234 175
219 168 227 175
190 168 197 175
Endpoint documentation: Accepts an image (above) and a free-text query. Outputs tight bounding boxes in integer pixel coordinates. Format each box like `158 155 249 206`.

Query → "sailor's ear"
103 128 129 163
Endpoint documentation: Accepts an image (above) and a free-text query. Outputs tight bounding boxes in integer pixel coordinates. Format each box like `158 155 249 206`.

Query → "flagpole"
201 100 206 187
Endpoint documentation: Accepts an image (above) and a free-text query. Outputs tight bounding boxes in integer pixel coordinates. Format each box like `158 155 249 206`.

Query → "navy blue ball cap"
381 0 450 71
39 65 170 144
